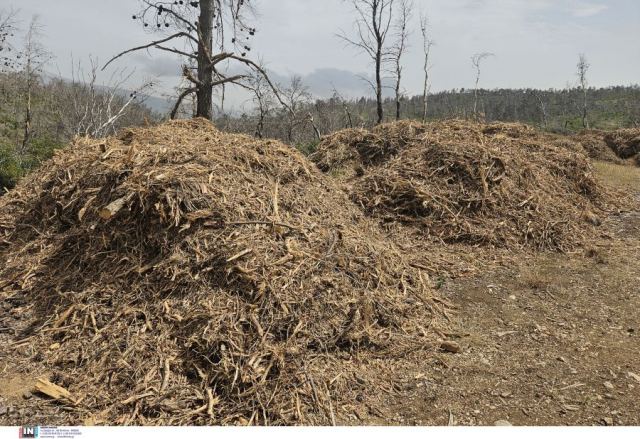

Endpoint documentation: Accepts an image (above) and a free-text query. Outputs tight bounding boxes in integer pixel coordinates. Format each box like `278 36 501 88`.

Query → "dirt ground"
362 161 640 426
1 161 639 426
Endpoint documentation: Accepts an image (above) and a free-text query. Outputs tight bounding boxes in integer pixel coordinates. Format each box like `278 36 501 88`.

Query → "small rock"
22 391 32 400
440 340 462 353
49 342 61 350
494 419 512 426
509 295 517 300
603 417 614 426
0 405 7 416
604 381 614 390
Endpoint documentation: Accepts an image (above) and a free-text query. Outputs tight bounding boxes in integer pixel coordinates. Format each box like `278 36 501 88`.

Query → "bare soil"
356 162 640 426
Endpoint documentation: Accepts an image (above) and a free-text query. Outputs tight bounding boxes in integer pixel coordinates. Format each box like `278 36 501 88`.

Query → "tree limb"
170 87 196 119
102 32 197 71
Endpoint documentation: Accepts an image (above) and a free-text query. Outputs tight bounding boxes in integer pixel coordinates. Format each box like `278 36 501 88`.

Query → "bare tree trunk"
339 0 394 126
19 17 44 156
582 87 589 129
308 112 320 140
196 0 214 119
344 103 354 128
422 72 429 122
471 52 493 121
473 72 480 119
392 0 410 121
577 54 590 129
420 13 432 123
375 47 383 124
22 76 32 153
394 68 401 120
534 92 548 128
255 109 264 138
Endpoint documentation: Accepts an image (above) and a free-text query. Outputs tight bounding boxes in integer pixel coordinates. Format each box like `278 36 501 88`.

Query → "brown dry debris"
573 130 625 164
312 120 617 251
0 119 448 425
572 128 640 165
603 129 640 164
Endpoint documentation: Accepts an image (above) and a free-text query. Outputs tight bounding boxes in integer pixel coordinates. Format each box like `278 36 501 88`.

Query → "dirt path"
377 163 640 426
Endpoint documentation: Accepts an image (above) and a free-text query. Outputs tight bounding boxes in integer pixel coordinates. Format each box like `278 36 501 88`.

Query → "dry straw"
0 119 449 425
312 119 616 251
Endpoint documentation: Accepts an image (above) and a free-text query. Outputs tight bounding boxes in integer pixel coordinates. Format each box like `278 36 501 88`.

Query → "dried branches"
69 56 155 138
0 119 447 425
312 119 611 251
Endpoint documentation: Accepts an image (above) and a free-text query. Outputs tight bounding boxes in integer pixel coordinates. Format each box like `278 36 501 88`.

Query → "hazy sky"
4 0 639 108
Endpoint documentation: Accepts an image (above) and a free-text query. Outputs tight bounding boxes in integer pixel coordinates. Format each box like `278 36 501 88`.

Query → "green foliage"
0 136 64 189
0 143 21 189
296 139 320 156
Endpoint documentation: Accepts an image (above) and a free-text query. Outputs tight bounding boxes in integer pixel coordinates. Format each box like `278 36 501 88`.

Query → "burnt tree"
339 0 395 125
105 0 286 120
390 0 411 120
419 12 434 122
577 53 590 129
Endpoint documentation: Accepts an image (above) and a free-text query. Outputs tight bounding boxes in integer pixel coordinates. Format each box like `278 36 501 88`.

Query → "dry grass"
593 160 640 190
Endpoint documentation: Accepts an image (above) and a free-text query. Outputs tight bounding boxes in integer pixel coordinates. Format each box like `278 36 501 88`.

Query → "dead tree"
419 12 434 122
471 52 494 120
246 61 275 138
280 75 313 143
307 112 321 140
105 0 287 120
577 54 590 129
390 0 411 120
339 0 395 125
332 86 354 128
533 91 548 128
0 9 19 72
19 17 49 155
68 57 154 138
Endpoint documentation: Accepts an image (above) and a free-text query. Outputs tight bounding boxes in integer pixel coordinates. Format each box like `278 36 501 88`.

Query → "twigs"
312 119 609 251
102 32 197 71
0 119 447 425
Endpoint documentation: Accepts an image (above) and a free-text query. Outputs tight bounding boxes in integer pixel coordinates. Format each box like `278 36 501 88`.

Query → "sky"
3 0 639 111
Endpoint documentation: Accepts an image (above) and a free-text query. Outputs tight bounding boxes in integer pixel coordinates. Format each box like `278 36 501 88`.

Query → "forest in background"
1 3 639 190
3 61 639 190
218 84 640 152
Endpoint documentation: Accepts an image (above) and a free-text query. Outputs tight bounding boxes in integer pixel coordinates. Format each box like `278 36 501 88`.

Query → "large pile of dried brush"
312 120 614 251
572 128 640 165
0 119 449 425
603 128 640 165
573 130 625 164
